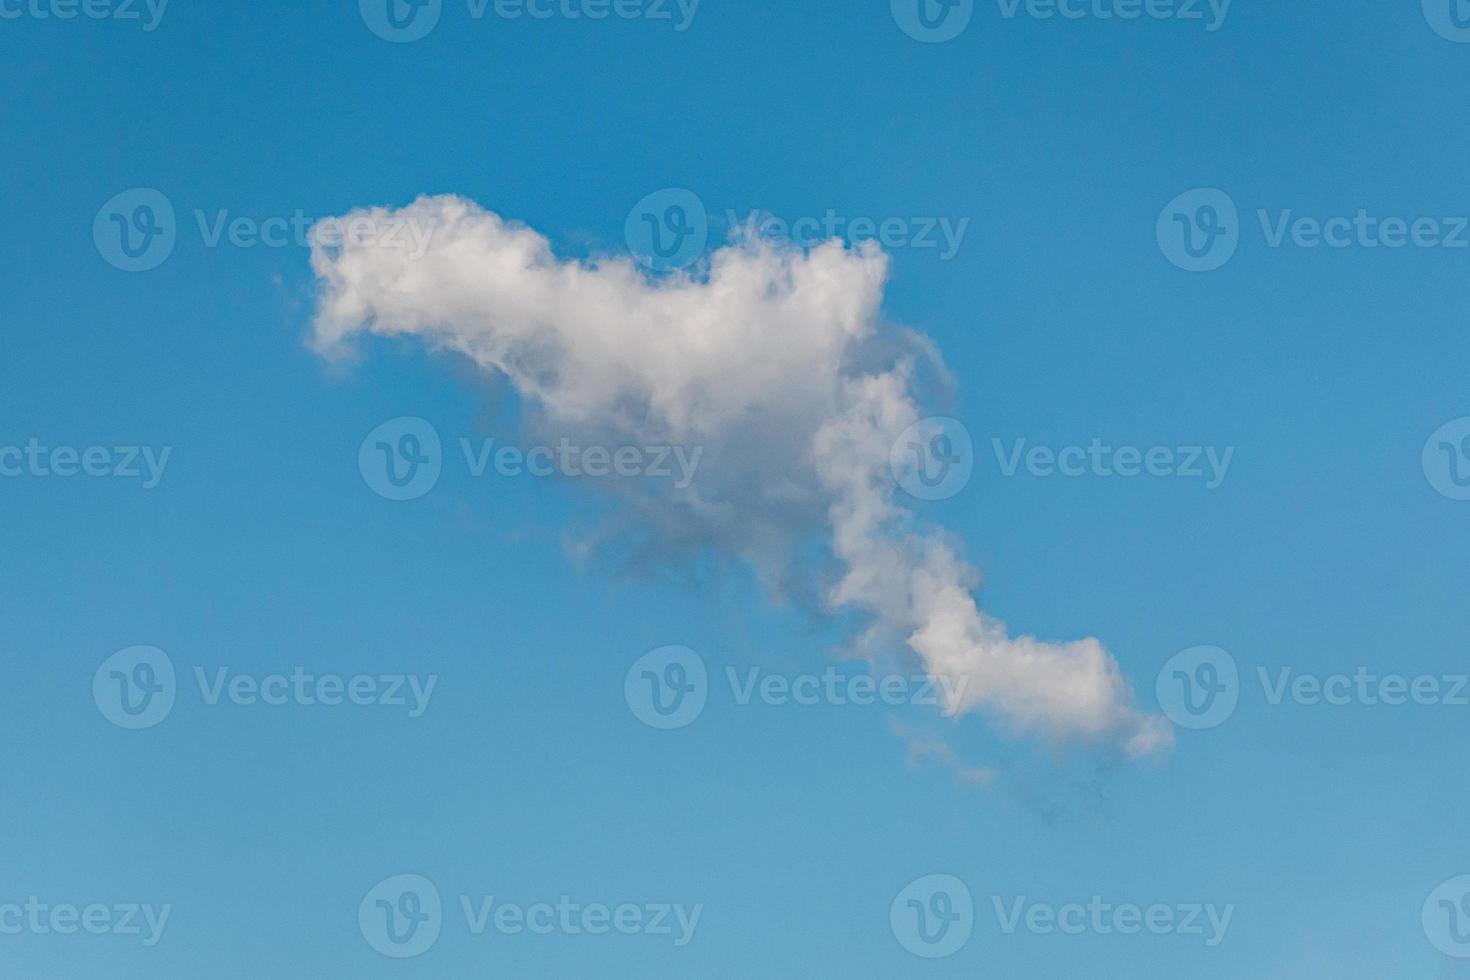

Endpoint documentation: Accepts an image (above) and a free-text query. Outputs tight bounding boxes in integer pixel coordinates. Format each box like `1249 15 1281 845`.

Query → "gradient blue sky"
3 1 1470 977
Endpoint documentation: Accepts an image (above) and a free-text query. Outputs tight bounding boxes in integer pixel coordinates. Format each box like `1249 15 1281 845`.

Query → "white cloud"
308 194 1171 757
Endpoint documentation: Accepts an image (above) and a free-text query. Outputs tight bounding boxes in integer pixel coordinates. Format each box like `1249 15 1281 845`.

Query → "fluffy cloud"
308 195 1171 757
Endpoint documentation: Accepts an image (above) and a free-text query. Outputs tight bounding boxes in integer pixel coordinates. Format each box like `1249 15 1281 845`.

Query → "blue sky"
3 1 1470 977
